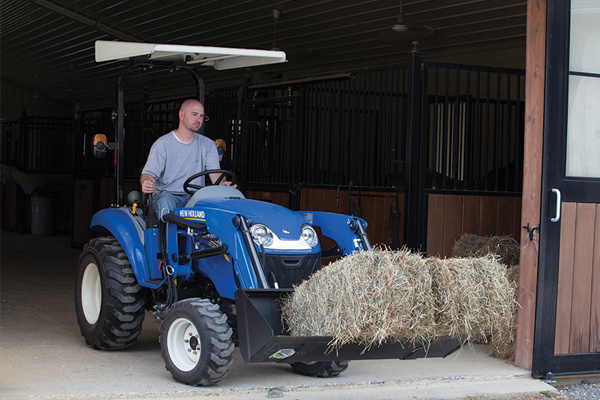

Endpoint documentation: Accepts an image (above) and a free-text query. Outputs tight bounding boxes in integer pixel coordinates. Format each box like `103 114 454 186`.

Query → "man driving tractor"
140 99 235 219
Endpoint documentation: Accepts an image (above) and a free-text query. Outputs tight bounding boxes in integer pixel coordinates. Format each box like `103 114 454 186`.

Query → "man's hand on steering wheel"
183 169 238 195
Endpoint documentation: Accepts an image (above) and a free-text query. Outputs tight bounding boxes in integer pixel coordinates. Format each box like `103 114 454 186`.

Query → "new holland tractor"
75 41 461 386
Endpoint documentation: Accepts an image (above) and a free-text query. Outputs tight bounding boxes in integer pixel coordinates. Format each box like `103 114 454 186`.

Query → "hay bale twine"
428 255 516 339
280 248 435 349
451 234 520 266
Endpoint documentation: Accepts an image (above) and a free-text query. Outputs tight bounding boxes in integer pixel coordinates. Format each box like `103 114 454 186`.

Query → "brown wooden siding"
426 194 522 258
245 191 289 208
555 202 600 355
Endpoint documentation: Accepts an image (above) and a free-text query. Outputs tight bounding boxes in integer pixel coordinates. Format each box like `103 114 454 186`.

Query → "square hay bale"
281 248 517 352
281 248 435 349
451 234 520 267
428 256 516 340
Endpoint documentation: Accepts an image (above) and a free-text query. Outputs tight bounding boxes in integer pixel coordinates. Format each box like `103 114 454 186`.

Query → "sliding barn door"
533 0 600 377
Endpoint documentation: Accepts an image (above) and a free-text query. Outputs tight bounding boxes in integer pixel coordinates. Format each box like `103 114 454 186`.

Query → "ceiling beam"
30 0 143 42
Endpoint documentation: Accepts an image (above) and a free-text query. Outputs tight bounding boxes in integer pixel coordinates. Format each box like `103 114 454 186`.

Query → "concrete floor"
0 230 555 400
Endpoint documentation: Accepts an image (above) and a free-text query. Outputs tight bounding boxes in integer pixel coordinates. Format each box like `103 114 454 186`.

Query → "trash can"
31 196 55 235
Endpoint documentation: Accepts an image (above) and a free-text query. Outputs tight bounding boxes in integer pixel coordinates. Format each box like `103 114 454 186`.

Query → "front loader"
75 41 462 386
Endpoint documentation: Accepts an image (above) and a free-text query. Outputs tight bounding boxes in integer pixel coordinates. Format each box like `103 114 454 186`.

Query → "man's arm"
209 172 236 187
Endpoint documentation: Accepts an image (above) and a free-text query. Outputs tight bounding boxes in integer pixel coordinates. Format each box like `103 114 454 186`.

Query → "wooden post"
515 0 547 370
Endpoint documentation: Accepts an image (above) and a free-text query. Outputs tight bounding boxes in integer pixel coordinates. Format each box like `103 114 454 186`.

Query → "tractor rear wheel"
160 298 234 386
75 236 149 350
290 360 350 377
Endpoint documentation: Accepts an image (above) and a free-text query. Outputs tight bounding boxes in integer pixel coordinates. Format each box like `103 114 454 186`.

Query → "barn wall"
426 193 522 258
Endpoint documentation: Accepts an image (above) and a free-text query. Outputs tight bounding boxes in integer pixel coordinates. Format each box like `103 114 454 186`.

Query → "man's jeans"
153 192 191 220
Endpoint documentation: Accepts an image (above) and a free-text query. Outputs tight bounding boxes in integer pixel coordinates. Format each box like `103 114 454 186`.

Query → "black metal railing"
423 62 525 193
1 113 74 173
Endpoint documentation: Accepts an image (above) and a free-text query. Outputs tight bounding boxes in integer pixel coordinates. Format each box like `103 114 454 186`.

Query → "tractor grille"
261 253 321 288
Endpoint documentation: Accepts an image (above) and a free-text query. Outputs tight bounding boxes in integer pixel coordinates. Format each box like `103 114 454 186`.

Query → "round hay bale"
451 234 520 266
280 248 435 349
428 255 516 339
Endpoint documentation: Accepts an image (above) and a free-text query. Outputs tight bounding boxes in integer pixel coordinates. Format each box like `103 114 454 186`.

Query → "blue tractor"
75 41 461 386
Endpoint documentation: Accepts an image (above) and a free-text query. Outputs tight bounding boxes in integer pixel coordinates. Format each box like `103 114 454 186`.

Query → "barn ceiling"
0 0 527 112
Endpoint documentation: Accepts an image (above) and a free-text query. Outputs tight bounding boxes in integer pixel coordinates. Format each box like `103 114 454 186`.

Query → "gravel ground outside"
474 381 599 400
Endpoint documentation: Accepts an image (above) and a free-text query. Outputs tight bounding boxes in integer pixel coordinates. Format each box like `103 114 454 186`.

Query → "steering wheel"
183 169 237 195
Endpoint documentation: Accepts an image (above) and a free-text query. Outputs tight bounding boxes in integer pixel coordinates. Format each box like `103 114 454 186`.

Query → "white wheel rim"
81 262 102 325
167 317 201 372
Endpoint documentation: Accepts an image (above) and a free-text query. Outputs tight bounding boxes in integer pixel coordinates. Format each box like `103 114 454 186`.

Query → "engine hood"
179 198 311 244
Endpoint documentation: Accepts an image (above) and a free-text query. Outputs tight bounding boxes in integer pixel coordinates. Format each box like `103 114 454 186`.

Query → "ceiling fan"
378 0 435 42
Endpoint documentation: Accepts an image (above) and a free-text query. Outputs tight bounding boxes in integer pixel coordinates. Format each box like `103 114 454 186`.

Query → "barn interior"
1 0 527 254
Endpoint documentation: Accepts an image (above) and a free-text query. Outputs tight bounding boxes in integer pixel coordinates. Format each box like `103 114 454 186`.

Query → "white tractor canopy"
95 40 287 70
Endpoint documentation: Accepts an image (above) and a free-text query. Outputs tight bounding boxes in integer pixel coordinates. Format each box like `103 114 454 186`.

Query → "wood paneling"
479 196 499 236
426 194 522 258
592 204 600 353
555 202 599 355
245 191 289 208
427 195 445 257
515 0 547 370
555 203 576 354
443 195 463 256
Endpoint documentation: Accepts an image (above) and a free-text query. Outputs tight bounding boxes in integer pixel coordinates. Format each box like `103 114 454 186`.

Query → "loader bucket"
235 288 464 364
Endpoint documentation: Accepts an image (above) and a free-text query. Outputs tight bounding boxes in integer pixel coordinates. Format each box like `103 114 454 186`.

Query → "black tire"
290 360 350 377
75 236 149 350
160 298 234 386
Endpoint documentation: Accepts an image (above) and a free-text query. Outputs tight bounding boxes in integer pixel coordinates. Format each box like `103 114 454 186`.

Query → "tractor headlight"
250 224 274 247
301 224 319 247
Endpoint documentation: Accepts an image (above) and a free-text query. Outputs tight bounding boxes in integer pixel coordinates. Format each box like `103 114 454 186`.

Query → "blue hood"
182 197 309 241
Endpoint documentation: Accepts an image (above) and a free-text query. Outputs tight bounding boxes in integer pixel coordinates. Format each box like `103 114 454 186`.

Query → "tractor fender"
90 208 153 286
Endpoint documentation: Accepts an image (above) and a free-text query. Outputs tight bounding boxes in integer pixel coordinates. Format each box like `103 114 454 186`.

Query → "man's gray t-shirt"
142 131 220 194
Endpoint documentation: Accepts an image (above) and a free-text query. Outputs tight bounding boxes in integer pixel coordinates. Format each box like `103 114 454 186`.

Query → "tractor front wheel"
75 236 149 350
160 298 234 386
290 360 350 377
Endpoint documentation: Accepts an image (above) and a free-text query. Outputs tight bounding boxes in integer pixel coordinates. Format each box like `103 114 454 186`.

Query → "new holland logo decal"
179 210 205 220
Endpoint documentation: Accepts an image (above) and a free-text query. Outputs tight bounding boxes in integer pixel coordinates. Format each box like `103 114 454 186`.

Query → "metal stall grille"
241 65 409 192
423 63 525 194
1 114 75 173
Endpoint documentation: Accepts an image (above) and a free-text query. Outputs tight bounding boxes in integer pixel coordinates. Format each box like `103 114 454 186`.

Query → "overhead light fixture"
392 0 409 32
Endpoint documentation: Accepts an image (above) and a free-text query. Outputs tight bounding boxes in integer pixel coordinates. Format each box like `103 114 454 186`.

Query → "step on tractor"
75 41 462 386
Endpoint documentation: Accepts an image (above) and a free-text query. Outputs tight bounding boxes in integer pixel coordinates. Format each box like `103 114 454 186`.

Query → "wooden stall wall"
300 188 404 249
426 193 522 258
245 190 289 208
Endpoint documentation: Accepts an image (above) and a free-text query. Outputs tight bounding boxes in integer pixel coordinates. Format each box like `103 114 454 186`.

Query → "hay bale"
280 248 435 349
488 264 520 362
451 234 520 266
428 255 516 339
281 248 517 351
